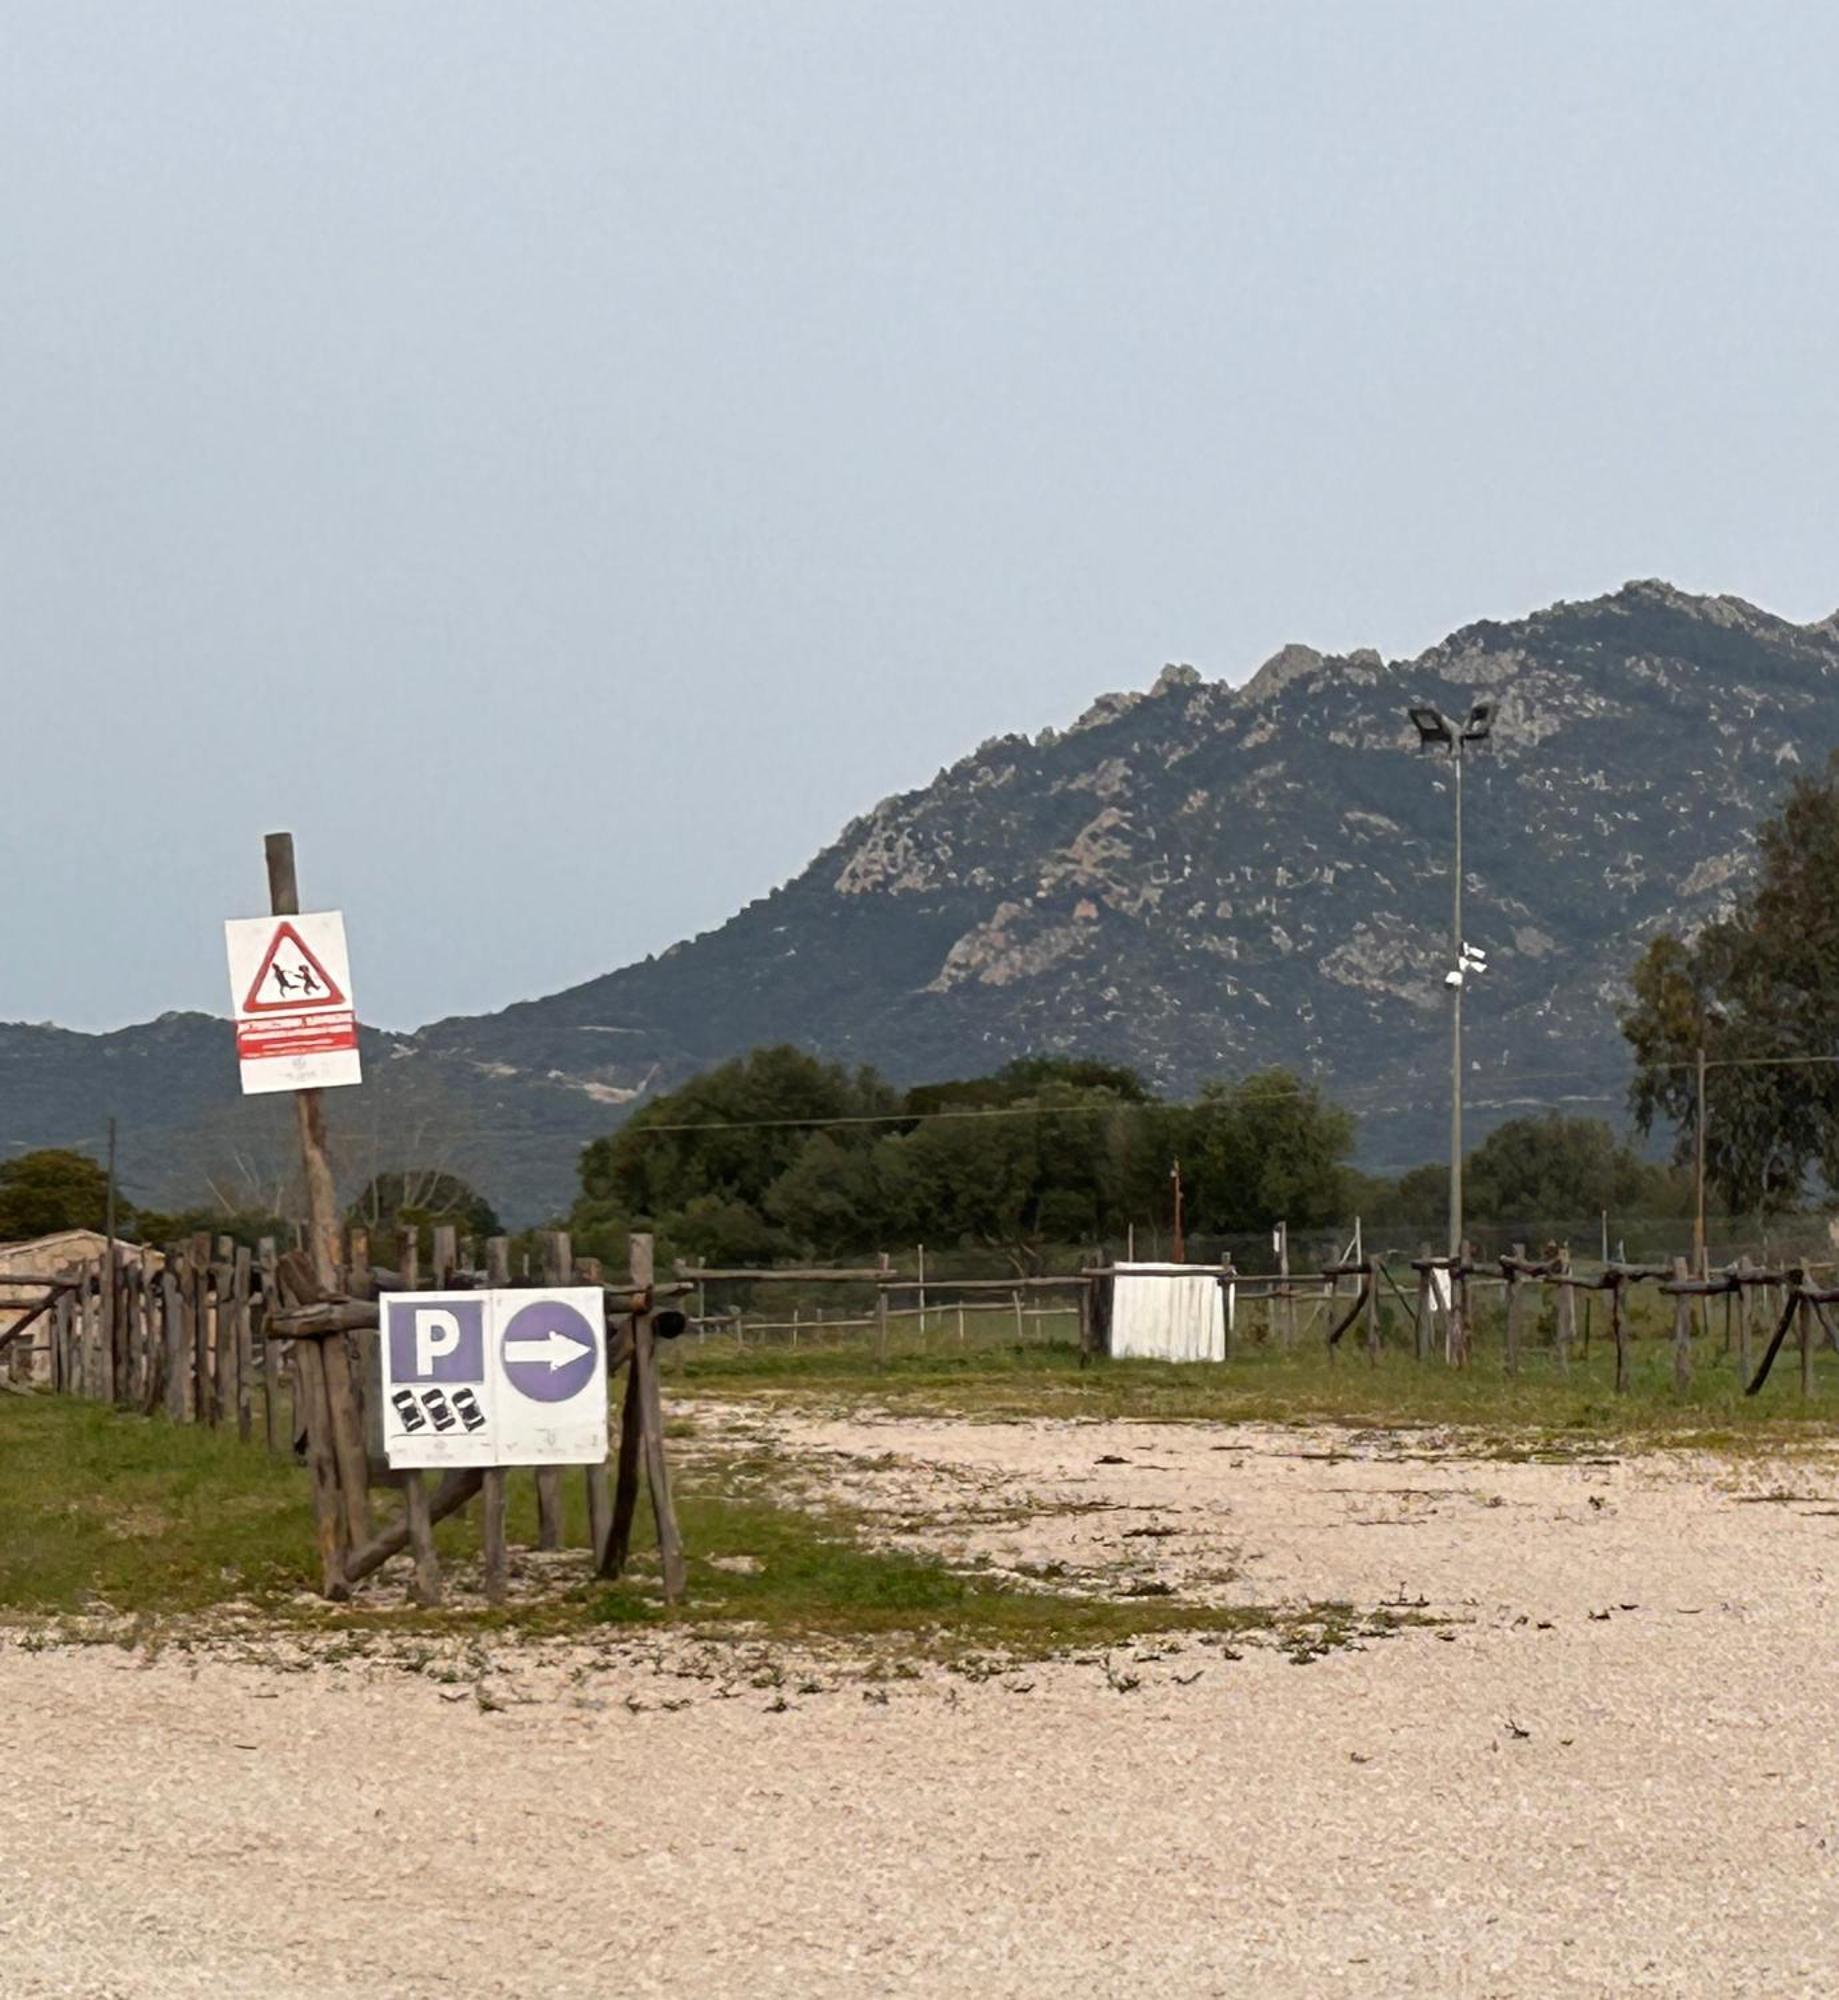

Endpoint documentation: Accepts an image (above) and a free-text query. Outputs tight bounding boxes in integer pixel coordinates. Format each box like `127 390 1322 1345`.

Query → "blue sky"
7 2 1837 1029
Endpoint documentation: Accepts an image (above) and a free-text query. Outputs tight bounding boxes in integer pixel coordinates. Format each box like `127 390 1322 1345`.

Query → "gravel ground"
6 1409 1839 1997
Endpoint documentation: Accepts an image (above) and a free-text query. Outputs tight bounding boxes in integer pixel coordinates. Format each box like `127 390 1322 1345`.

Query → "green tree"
1623 752 1839 1209
578 1046 898 1227
0 1148 117 1241
1463 1114 1678 1223
1183 1070 1354 1233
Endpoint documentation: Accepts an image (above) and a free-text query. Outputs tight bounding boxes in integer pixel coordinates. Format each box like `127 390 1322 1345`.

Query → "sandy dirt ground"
7 1406 1839 1998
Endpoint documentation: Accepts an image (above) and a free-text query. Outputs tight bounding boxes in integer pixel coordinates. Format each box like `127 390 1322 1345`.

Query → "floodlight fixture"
1408 703 1454 750
1461 699 1497 743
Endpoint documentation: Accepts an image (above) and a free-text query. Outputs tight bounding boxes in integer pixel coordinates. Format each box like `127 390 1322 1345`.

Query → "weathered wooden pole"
264 831 366 1590
481 1234 511 1603
534 1231 567 1549
1554 1248 1574 1374
1413 1245 1432 1363
1504 1245 1524 1377
1670 1255 1692 1392
1735 1255 1753 1384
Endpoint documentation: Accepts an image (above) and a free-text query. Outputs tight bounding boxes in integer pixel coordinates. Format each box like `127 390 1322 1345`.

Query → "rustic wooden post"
264 831 366 1589
348 1225 372 1298
1671 1256 1692 1392
162 1250 187 1421
1277 1222 1294 1348
231 1244 253 1442
404 1470 441 1606
1504 1245 1524 1376
481 1234 511 1604
534 1230 568 1550
47 1290 66 1394
603 1233 685 1599
1735 1255 1754 1384
1800 1283 1814 1400
1364 1259 1381 1365
633 1233 685 1602
134 1246 156 1407
185 1233 210 1422
1611 1274 1629 1394
1413 1246 1432 1362
390 1221 446 1599
257 1237 282 1451
605 1249 644 1580
1554 1248 1574 1374
95 1244 117 1405
876 1252 891 1367
213 1240 237 1429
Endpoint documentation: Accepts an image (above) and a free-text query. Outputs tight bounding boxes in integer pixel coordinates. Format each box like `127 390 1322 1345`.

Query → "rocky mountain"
8 581 1839 1221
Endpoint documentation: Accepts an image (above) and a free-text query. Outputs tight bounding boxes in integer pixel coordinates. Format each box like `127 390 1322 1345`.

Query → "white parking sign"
380 1288 608 1469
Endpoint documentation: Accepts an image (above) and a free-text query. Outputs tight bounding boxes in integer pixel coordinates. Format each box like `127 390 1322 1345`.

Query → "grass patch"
664 1328 1839 1447
0 1396 1296 1658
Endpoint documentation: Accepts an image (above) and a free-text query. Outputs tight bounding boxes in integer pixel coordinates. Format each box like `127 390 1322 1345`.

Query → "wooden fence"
0 1222 687 1606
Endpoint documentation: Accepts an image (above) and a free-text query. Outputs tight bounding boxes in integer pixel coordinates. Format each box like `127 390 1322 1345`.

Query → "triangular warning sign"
242 921 347 1012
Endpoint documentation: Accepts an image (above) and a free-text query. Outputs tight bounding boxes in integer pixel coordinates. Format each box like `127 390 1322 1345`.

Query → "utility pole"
1170 1158 1185 1264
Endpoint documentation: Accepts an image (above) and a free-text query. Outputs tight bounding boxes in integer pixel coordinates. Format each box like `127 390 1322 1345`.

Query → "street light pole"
1449 736 1463 1266
1407 699 1496 1288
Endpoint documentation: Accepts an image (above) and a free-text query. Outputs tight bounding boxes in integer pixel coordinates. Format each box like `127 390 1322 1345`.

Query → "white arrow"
504 1327 593 1372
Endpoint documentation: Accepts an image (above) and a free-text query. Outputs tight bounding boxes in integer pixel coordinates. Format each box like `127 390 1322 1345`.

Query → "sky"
7 2 1839 1032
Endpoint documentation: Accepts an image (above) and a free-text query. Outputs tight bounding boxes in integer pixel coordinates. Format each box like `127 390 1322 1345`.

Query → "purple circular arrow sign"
500 1298 599 1403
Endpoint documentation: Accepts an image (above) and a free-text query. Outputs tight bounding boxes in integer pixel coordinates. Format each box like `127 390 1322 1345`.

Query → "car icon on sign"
391 1388 427 1433
453 1387 486 1433
423 1389 457 1432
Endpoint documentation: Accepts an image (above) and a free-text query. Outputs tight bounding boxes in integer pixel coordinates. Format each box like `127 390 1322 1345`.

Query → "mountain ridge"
8 579 1838 1221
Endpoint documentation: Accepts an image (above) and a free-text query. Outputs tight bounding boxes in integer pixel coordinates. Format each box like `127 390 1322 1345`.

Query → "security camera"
1444 969 1464 989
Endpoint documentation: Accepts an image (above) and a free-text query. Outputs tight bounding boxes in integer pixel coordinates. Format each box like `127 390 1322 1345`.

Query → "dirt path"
6 1411 1839 1997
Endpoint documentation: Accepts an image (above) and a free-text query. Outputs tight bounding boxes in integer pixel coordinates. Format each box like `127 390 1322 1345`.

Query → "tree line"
22 747 1839 1264
561 1045 1689 1270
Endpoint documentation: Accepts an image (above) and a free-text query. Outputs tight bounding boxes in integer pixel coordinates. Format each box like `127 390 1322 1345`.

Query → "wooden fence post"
603 1232 684 1600
1671 1256 1692 1392
257 1237 282 1452
1735 1256 1753 1384
481 1234 511 1604
232 1244 254 1442
1413 1246 1432 1362
1611 1274 1629 1395
876 1252 891 1367
1364 1260 1380 1365
1504 1245 1524 1377
1554 1249 1574 1374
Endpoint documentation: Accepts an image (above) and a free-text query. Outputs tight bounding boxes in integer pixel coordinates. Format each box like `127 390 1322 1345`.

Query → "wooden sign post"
263 831 369 1597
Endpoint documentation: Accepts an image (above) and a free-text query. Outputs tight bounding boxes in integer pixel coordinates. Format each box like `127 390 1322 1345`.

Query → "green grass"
664 1322 1839 1447
0 1395 1300 1657
9 1315 1830 1653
